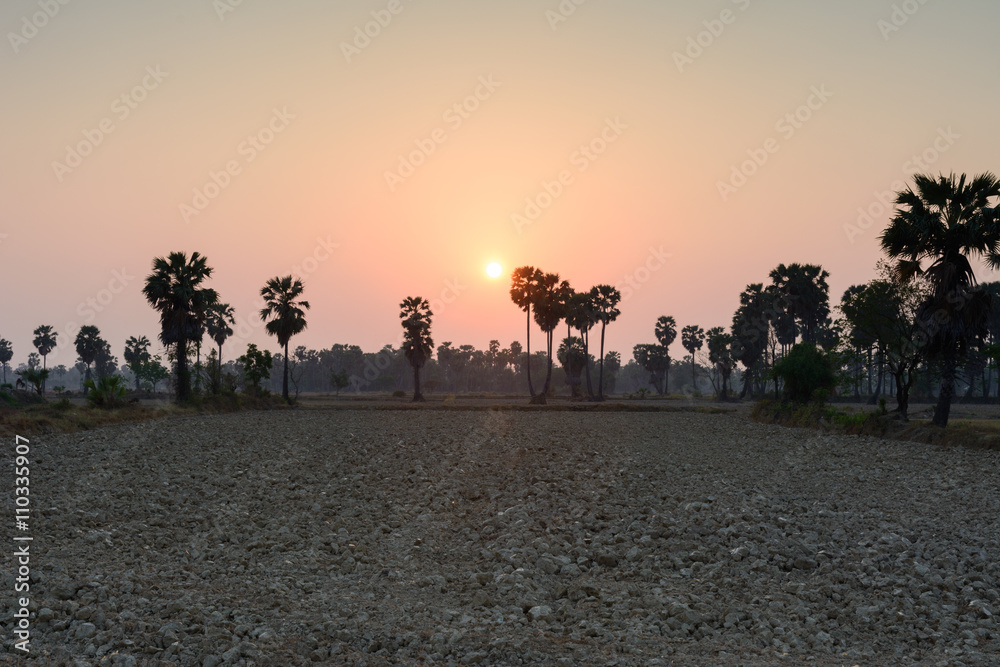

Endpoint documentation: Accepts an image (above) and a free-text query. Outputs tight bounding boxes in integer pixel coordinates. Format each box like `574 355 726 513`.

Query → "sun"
486 262 503 279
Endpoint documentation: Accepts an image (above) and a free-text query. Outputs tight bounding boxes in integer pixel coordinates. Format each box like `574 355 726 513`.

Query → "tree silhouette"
206 301 236 389
260 276 310 403
75 325 104 393
633 343 669 395
769 263 830 344
510 266 542 398
566 290 599 398
142 251 218 402
681 324 705 391
557 336 587 397
591 285 622 401
707 327 736 399
0 339 11 385
32 325 57 395
654 316 677 395
399 296 433 402
880 172 1000 426
123 336 152 392
532 274 572 402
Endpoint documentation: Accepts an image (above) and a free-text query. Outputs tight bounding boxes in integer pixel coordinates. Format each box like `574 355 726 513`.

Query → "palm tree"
399 296 433 402
123 336 152 392
769 263 830 344
206 301 236 380
566 291 599 399
0 339 11 385
591 285 621 401
532 273 572 402
142 251 218 402
75 325 103 392
259 276 310 402
681 324 705 391
654 316 677 395
880 172 1000 427
31 325 57 395
707 327 736 399
510 266 542 398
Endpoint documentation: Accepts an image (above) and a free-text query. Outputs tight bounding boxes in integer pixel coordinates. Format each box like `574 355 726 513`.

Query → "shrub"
771 343 836 404
392 389 406 398
83 376 128 409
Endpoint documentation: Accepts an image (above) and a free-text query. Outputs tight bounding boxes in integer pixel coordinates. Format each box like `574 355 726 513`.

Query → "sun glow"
486 262 503 279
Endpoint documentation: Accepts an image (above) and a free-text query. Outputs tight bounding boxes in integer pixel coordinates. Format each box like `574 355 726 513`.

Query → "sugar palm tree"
75 325 104 393
880 172 1000 427
654 315 677 395
142 251 218 402
768 264 830 344
566 290 599 398
0 338 11 385
510 266 542 398
399 296 433 402
532 273 572 402
206 301 236 376
681 324 705 391
591 285 621 401
259 276 309 402
32 325 57 395
123 335 152 392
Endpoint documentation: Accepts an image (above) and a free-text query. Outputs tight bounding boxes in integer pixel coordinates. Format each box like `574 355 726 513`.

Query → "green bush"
392 389 406 398
83 376 128 409
771 343 836 404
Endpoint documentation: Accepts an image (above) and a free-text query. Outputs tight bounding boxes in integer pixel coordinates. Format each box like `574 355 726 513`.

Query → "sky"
3 0 1000 368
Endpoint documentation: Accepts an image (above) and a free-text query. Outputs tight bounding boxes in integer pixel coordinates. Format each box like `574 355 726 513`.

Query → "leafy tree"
880 172 1000 426
331 369 350 397
731 284 771 398
654 316 677 395
602 350 621 395
399 296 433 402
510 266 542 398
94 339 118 378
32 325 57 394
707 327 736 399
141 356 171 392
142 251 218 402
591 285 621 401
238 343 273 396
681 325 705 390
75 325 104 392
557 336 587 397
632 344 669 395
772 343 836 404
124 336 152 392
566 291 599 398
0 339 11 385
769 263 830 344
259 276 309 402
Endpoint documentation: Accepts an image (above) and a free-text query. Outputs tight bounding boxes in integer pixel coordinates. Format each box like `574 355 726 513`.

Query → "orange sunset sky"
2 0 1000 367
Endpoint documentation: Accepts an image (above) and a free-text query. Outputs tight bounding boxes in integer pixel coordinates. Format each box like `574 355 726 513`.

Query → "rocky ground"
1 408 999 666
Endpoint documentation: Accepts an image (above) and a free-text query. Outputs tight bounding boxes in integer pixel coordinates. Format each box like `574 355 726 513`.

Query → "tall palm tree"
880 172 1000 427
0 339 11 385
769 263 830 345
532 273 572 402
566 290 599 398
510 266 541 398
32 325 57 395
654 315 677 395
399 296 433 402
123 335 152 392
259 276 310 402
75 325 104 393
591 284 621 401
142 251 218 402
206 302 236 377
681 324 705 391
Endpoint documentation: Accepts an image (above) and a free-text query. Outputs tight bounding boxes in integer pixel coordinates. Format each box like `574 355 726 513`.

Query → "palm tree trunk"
525 308 535 398
176 338 190 402
691 355 696 394
543 330 554 395
583 329 594 399
932 348 957 427
282 341 290 401
597 322 607 401
412 363 424 402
